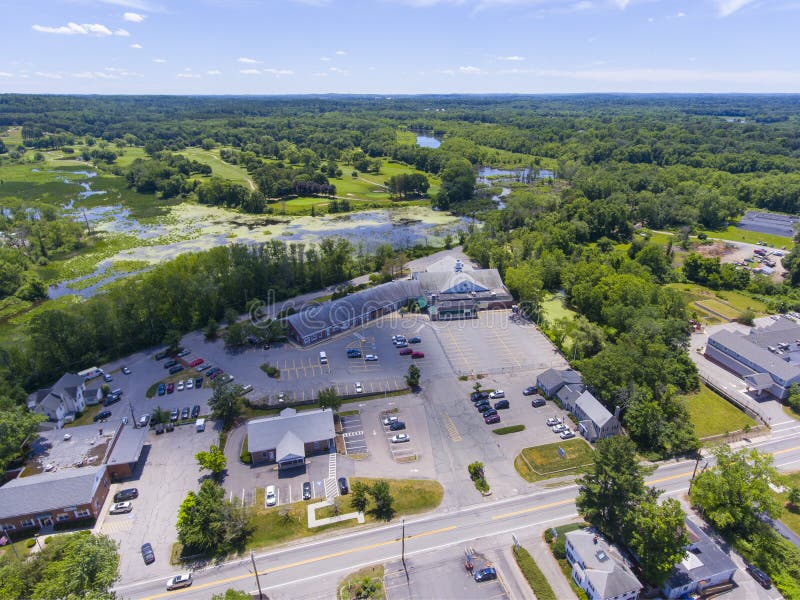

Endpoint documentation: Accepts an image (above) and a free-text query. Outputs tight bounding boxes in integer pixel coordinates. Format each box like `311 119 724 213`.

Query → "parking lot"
379 408 418 462
340 413 368 455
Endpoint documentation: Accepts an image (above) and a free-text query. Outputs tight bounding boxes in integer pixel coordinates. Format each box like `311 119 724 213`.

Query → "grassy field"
338 564 385 600
679 383 756 439
666 283 769 320
541 293 578 323
774 472 800 537
514 439 595 483
177 147 254 188
705 225 793 248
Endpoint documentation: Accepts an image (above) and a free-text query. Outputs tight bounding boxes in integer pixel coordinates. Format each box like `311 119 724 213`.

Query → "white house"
565 528 643 600
28 373 88 428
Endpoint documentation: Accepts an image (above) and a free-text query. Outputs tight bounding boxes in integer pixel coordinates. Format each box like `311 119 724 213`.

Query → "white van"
319 351 328 365
195 418 205 432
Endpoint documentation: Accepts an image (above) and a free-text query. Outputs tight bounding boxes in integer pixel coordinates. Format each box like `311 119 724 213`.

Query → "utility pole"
1 524 19 561
401 518 409 582
251 550 264 600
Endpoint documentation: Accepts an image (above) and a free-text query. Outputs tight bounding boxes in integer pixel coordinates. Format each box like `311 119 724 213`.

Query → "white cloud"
153 58 167 63
33 22 113 36
715 0 755 16
207 70 222 75
329 66 348 74
130 43 143 49
497 55 525 61
35 71 63 79
123 12 146 22
459 65 483 74
0 72 13 77
291 0 332 5
612 0 630 8
114 28 130 36
177 72 201 78
677 11 686 17
237 57 261 64
264 68 294 76
320 57 331 61
240 68 261 74
98 0 158 9
335 50 347 55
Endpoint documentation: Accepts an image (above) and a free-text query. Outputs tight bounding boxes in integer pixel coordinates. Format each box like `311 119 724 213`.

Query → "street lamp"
33 533 42 551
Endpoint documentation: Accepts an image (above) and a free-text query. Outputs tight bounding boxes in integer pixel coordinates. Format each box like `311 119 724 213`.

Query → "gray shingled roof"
107 425 147 466
665 519 736 593
709 328 800 381
748 317 800 349
415 269 507 296
50 373 84 397
285 280 422 339
247 408 335 454
557 383 584 407
566 529 642 600
0 465 106 519
276 431 305 463
576 391 614 428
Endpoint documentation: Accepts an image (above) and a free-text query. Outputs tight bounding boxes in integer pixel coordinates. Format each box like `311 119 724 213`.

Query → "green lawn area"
177 147 254 188
705 225 793 249
666 283 769 320
65 403 104 428
338 564 385 600
541 293 578 324
774 472 800 537
694 298 742 320
247 478 443 550
547 522 589 600
679 383 756 439
514 439 595 483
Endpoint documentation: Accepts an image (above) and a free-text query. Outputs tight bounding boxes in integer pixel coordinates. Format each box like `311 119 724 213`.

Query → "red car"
484 414 500 424
166 382 175 394
188 358 204 367
399 348 413 356
411 351 425 359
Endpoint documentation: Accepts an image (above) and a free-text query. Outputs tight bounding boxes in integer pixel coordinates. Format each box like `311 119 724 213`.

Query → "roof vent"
595 550 608 562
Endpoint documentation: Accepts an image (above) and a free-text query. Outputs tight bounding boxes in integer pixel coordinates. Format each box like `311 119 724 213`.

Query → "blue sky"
0 0 798 94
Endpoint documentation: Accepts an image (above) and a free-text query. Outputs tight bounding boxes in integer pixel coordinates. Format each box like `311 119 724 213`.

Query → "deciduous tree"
196 445 227 481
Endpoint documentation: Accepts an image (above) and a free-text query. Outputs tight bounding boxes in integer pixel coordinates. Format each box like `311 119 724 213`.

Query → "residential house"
27 373 88 428
537 368 584 398
247 408 335 468
565 528 643 600
557 383 585 412
573 391 622 442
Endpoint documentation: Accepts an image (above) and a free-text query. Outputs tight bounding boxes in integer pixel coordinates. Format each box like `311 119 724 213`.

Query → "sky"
0 0 799 94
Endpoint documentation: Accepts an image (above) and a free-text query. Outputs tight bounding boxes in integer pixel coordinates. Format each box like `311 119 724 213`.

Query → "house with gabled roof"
565 528 643 600
27 373 88 428
574 391 622 442
247 408 335 469
537 368 583 398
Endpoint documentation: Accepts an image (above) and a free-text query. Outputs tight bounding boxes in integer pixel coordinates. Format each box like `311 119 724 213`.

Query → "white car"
560 430 576 440
365 354 379 362
166 573 193 591
109 501 132 514
552 424 567 433
176 380 184 392
546 417 561 426
391 434 410 443
382 415 398 426
266 485 277 507
177 349 191 357
355 382 363 393
186 379 194 390
489 390 505 399
196 364 210 372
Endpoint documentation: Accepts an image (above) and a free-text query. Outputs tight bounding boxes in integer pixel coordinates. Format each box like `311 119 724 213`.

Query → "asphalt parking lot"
340 413 368 455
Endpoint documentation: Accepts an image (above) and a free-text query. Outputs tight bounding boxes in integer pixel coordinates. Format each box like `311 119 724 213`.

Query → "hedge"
493 425 525 435
512 545 557 600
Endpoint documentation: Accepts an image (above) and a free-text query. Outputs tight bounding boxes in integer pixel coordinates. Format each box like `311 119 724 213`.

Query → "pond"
415 133 442 149
477 166 555 184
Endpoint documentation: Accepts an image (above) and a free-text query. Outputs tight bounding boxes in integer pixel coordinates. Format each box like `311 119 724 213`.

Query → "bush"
240 435 251 464
26 539 36 548
551 534 567 560
544 528 554 544
512 545 557 600
493 425 525 435
260 363 280 378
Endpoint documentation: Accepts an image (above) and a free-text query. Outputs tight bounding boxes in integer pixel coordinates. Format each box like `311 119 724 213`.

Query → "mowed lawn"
705 225 793 249
541 293 578 323
515 439 595 483
177 147 254 188
774 471 800 537
679 383 756 439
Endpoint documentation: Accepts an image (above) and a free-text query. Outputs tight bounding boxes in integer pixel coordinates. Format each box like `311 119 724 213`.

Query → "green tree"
406 364 421 388
152 405 170 425
211 590 252 600
787 383 800 412
0 398 44 472
208 382 243 430
436 157 475 209
350 481 370 513
196 445 227 481
576 436 647 541
204 318 219 340
370 479 395 521
162 329 181 354
625 497 688 586
177 479 252 555
787 486 800 509
690 446 780 535
318 387 342 412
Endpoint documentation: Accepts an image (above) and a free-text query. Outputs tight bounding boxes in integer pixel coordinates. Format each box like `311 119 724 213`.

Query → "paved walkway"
519 529 577 600
306 500 364 527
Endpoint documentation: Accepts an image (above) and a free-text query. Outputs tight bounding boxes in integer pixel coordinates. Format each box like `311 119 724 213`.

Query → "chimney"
614 406 621 419
593 536 598 544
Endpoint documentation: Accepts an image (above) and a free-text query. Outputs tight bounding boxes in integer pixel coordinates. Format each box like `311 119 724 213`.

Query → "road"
114 433 800 600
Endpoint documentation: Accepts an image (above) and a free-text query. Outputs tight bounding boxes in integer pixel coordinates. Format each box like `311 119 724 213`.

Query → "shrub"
493 425 525 435
260 363 280 378
26 539 36 548
544 529 554 544
512 545 557 600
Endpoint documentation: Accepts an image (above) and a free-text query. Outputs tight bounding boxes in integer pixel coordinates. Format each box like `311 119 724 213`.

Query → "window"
75 509 90 518
1 524 15 531
56 514 70 522
20 519 34 528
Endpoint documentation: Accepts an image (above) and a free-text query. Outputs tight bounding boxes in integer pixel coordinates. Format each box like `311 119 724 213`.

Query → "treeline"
122 151 212 197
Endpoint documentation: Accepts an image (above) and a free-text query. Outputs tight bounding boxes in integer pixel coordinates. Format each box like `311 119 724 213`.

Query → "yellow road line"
773 444 800 456
647 470 693 485
442 413 462 442
491 498 575 521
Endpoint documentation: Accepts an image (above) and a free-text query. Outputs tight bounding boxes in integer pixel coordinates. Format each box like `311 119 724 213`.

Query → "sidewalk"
519 530 577 600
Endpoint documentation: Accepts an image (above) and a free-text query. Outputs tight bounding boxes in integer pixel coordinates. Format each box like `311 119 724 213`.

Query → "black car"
409 337 421 344
191 404 201 418
169 365 184 375
531 396 546 408
483 408 498 418
389 421 406 431
155 423 164 434
303 481 312 500
164 359 177 369
470 391 490 402
474 567 497 582
746 564 772 589
195 377 203 389
103 394 121 407
347 348 362 358
475 400 490 409
494 399 509 410
114 488 139 502
93 410 112 422
522 386 537 396
181 407 190 420
338 477 349 495
141 542 155 565
477 403 493 413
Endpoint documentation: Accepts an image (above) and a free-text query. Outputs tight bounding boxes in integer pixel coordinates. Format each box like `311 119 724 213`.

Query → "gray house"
537 368 583 398
574 391 622 442
557 383 586 412
565 528 643 600
247 408 335 469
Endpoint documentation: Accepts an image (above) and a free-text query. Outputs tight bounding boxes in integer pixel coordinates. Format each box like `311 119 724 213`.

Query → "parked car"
471 391 490 402
522 386 537 396
103 373 113 382
169 365 184 375
164 360 177 369
303 481 312 500
394 341 408 348
560 430 576 440
154 350 169 360
188 358 204 367
122 366 131 375
365 354 379 361
114 488 139 502
391 433 410 443
494 399 509 410
531 396 546 408
186 379 194 390
177 349 191 357
746 564 772 589
347 348 362 358
474 567 497 582
155 423 164 434
110 501 133 514
157 383 166 396
399 348 413 356
489 390 505 399
140 542 155 565
93 410 112 422
170 409 179 422
181 407 190 420
266 485 277 507
166 573 193 591
411 351 425 359
191 405 200 418
166 382 175 394
103 394 121 407
195 377 203 389
138 414 151 428
355 382 363 394
338 477 349 495
475 401 491 412
382 415 399 426
197 364 210 372
177 380 185 392
389 421 406 431
484 414 501 424
409 337 421 344
546 417 561 426
482 408 498 418
165 421 174 432
552 424 567 433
